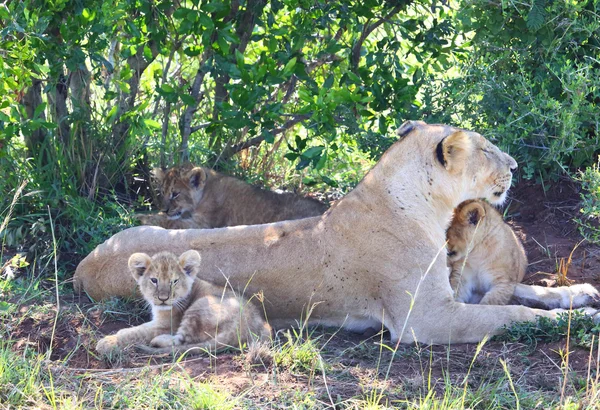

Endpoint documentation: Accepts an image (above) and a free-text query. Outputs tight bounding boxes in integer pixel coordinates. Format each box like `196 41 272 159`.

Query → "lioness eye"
150 278 158 284
447 250 457 257
171 192 179 200
172 279 179 285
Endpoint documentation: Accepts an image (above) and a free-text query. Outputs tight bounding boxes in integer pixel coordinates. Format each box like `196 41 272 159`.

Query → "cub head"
153 166 208 220
446 200 487 263
128 250 201 310
397 121 518 206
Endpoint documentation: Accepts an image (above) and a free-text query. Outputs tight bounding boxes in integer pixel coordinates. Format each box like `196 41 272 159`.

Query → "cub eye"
447 250 457 257
172 279 179 285
171 191 180 200
150 278 158 284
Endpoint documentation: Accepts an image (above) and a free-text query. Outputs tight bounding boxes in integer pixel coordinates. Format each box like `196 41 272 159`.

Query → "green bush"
576 158 600 244
421 0 600 181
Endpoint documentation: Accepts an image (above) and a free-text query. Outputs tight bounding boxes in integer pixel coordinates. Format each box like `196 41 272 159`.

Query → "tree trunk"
22 79 49 167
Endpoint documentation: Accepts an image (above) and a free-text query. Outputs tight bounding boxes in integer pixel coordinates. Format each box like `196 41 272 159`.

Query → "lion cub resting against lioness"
96 250 271 355
138 165 327 229
447 199 600 308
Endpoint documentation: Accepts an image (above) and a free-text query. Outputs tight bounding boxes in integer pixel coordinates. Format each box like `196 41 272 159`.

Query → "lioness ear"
128 253 152 281
461 202 486 226
187 167 207 189
436 131 472 173
178 250 201 277
396 120 426 137
396 121 415 137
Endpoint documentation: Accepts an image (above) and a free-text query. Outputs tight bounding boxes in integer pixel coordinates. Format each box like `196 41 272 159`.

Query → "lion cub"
446 200 527 305
138 165 327 229
96 250 271 355
446 200 600 309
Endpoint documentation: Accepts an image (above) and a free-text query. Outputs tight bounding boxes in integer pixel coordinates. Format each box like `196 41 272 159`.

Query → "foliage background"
1 0 599 276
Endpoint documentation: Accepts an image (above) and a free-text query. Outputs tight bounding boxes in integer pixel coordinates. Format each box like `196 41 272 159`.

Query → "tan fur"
95 251 271 355
137 166 327 229
447 200 600 308
446 200 526 305
77 121 600 344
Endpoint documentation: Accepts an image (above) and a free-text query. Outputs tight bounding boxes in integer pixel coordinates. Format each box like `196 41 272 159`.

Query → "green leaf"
173 7 191 19
0 301 11 313
180 94 196 105
144 119 161 129
282 57 297 77
235 49 245 68
347 72 361 84
184 45 202 57
106 105 118 122
284 152 299 161
161 84 175 93
198 12 215 30
82 8 96 22
33 102 46 119
323 75 334 89
302 146 324 159
143 45 153 61
263 130 274 143
526 0 546 31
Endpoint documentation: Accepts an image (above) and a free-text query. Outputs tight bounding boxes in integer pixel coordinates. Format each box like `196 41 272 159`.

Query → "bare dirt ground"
4 179 600 406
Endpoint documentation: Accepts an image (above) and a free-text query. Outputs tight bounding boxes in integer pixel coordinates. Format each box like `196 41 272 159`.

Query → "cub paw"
135 213 162 225
96 335 120 354
150 334 182 348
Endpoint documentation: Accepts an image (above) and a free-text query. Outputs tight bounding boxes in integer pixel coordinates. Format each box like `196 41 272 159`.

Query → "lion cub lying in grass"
96 250 271 355
138 165 327 229
447 199 600 308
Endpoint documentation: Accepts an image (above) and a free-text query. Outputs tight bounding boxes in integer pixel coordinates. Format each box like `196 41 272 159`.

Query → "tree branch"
179 49 213 162
189 122 211 134
350 4 405 71
223 114 311 158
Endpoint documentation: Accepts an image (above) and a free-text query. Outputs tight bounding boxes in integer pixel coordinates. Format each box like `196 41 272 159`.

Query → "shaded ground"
3 179 600 406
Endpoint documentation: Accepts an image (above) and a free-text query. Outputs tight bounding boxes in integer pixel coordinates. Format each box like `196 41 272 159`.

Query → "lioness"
137 166 328 229
75 121 600 344
447 199 600 308
96 250 271 355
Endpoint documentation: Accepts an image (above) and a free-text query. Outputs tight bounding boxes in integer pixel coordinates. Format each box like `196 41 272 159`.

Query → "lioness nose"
506 154 518 172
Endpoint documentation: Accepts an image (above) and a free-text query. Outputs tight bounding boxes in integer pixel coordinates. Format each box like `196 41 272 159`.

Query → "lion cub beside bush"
138 165 327 229
446 199 600 308
96 250 271 355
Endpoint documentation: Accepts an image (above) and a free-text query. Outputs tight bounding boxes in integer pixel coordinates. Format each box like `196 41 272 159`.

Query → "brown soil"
3 179 600 405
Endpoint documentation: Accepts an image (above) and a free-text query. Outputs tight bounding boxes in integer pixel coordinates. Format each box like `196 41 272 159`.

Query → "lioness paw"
569 284 600 308
96 335 119 354
150 334 183 348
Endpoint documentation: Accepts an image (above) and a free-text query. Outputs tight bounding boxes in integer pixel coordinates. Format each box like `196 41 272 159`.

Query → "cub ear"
128 253 152 281
187 167 207 190
460 201 486 226
152 168 166 183
178 250 201 277
436 131 472 173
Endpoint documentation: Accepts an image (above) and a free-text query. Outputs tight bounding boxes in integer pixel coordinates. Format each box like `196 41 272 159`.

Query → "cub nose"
157 295 169 302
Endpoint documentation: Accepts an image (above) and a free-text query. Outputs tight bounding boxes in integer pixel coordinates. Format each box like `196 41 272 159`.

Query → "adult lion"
74 121 599 344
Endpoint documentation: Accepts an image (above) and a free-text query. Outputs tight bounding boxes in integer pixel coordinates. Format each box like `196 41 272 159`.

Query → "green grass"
3 258 600 408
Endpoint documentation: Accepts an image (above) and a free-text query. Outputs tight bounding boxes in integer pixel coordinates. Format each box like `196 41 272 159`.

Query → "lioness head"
445 200 487 263
397 121 518 206
128 250 201 310
153 167 208 220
